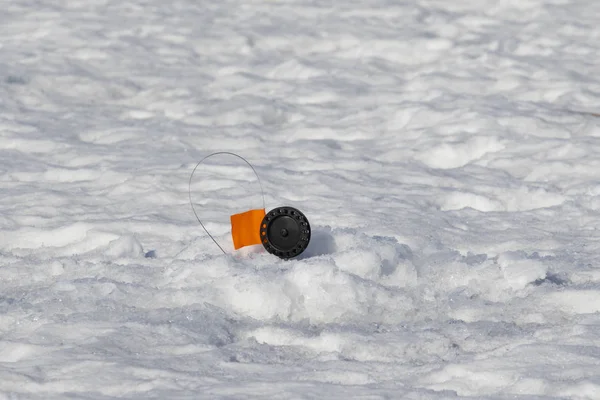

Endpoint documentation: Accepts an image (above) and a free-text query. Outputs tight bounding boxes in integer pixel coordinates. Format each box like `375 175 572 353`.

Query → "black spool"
260 206 311 259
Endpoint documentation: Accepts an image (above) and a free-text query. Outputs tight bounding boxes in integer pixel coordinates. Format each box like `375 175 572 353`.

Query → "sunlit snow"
2 0 600 398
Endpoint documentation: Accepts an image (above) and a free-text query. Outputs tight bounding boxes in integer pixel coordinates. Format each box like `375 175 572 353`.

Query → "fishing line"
188 151 266 255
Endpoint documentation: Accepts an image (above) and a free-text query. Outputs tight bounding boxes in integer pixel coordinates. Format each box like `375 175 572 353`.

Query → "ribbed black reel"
260 206 311 259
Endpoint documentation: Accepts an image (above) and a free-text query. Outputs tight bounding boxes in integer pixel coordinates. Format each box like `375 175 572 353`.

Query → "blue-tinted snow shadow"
297 227 337 259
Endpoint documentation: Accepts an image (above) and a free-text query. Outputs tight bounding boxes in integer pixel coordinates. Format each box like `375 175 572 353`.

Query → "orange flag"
230 208 266 250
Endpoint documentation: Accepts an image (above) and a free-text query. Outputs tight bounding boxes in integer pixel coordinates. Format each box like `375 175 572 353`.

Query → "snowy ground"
2 0 600 398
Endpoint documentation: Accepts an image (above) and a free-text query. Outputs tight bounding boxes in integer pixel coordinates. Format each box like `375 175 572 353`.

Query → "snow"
2 0 600 398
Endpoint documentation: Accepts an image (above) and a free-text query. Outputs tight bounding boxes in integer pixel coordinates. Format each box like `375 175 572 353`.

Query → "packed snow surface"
3 0 600 398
